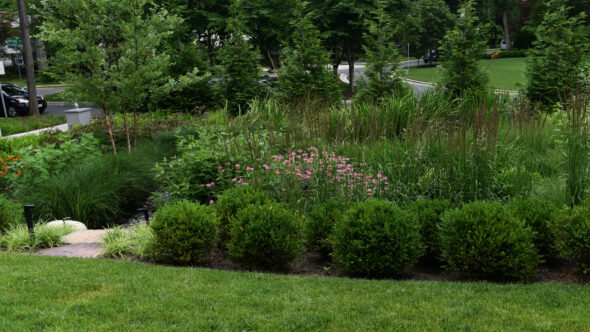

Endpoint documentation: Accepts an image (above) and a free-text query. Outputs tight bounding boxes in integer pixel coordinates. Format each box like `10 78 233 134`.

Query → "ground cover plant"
2 253 590 331
0 115 66 137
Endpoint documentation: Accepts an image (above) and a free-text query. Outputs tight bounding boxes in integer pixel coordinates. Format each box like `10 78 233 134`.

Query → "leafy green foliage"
438 0 489 96
228 202 304 270
508 198 559 260
409 0 455 58
356 0 408 103
304 199 346 257
218 0 261 115
556 204 590 275
214 186 274 245
440 201 540 281
154 131 224 205
8 133 101 189
277 0 340 104
526 0 589 107
332 200 423 277
405 199 451 261
0 196 24 233
151 200 219 265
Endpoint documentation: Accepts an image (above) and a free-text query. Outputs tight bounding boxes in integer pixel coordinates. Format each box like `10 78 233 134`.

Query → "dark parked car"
0 83 47 117
423 50 439 64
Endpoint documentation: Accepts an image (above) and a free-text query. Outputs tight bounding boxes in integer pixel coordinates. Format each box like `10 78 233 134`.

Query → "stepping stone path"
36 229 109 259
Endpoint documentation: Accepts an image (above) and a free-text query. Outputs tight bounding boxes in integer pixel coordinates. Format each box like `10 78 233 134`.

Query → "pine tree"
438 0 488 97
218 0 261 115
277 0 340 104
356 0 407 103
526 0 589 108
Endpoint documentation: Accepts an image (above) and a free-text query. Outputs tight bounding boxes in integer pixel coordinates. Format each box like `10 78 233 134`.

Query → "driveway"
337 60 432 95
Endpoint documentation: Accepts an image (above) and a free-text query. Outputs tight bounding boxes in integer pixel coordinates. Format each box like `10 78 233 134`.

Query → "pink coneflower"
232 178 237 182
235 164 241 168
209 200 215 205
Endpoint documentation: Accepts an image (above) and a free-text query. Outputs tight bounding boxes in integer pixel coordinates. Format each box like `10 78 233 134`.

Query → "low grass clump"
0 223 74 252
2 253 590 331
102 223 155 259
0 115 66 136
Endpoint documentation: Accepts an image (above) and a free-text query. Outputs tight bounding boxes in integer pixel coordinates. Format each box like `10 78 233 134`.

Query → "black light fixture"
137 207 149 223
23 205 35 235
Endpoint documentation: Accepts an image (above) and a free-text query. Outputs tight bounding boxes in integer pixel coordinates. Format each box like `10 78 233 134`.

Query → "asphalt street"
337 59 433 95
37 87 101 118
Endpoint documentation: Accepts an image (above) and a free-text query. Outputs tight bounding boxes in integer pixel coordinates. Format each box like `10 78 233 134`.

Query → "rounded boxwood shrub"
332 200 423 278
439 201 540 281
508 198 558 260
0 196 24 233
151 200 219 265
228 202 304 270
557 205 590 275
305 199 347 257
405 199 451 261
215 185 273 244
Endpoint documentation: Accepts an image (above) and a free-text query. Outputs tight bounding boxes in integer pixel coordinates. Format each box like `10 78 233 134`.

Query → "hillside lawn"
405 58 527 91
1 253 589 331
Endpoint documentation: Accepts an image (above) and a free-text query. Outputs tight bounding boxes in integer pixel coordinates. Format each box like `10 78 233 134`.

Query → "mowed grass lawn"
1 253 590 331
405 57 527 91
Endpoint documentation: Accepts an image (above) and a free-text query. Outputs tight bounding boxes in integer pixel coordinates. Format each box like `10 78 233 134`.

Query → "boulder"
46 219 88 232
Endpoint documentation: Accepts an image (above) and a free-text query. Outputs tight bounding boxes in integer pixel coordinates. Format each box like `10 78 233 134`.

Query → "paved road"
337 60 433 95
37 87 101 118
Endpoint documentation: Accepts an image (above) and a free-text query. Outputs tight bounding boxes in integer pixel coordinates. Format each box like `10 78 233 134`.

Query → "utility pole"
16 0 40 118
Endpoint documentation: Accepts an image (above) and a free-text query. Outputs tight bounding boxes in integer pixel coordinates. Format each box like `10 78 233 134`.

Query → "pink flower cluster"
206 147 391 200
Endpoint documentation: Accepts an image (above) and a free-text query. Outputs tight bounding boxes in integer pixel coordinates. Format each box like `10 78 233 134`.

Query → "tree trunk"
502 10 512 51
104 111 117 154
122 105 131 153
16 0 40 118
346 40 355 93
332 48 344 76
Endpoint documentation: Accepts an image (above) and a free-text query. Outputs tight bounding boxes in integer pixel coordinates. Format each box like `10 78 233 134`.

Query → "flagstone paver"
36 243 104 258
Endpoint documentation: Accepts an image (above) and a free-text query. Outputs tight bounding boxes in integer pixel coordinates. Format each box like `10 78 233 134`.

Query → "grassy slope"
405 58 527 91
1 253 589 331
0 115 66 136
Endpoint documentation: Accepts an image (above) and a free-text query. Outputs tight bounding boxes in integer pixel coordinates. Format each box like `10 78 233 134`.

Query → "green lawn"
405 58 527 91
1 253 589 331
0 115 66 137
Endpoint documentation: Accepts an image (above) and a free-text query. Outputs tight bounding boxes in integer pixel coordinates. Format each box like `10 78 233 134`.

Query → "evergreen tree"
356 0 407 103
526 0 589 108
438 0 488 97
278 0 340 104
218 0 261 115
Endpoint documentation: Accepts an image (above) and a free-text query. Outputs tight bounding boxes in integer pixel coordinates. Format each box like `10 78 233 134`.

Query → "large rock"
46 219 87 232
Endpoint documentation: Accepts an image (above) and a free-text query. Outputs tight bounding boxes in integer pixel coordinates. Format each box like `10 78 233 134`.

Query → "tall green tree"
410 0 455 58
356 0 407 103
39 0 179 153
218 0 261 115
438 0 488 96
278 0 340 104
526 0 589 108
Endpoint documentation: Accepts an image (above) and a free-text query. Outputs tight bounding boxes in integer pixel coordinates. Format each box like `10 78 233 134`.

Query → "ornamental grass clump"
228 202 304 270
151 200 218 265
439 201 540 281
332 200 423 278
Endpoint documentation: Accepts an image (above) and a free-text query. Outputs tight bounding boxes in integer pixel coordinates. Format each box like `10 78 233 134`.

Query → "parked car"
0 83 47 117
423 50 439 64
500 39 513 50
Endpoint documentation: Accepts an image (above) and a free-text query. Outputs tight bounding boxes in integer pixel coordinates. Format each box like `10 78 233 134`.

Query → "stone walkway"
36 229 108 258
